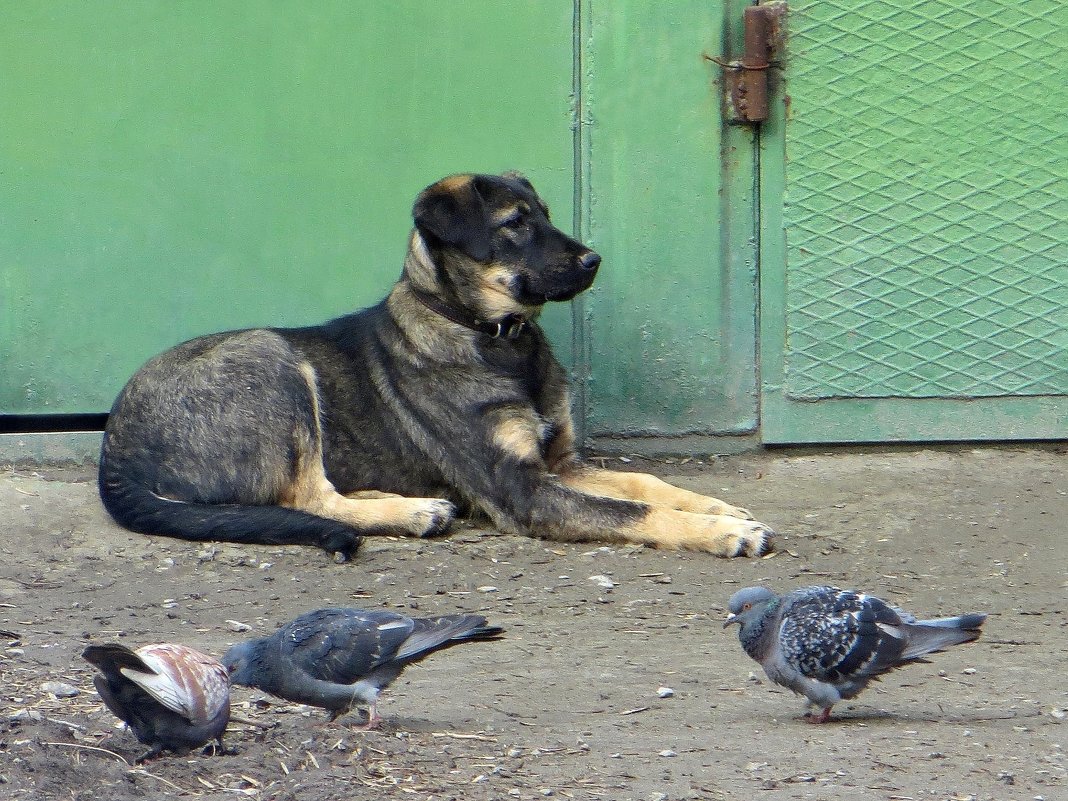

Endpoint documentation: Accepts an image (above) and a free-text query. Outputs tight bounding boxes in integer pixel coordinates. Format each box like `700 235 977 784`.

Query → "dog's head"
411 172 600 322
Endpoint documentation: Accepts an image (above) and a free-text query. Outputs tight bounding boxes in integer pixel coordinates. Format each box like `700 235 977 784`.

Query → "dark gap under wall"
0 415 108 434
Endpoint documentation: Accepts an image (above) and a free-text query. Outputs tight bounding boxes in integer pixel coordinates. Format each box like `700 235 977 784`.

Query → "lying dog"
99 172 773 560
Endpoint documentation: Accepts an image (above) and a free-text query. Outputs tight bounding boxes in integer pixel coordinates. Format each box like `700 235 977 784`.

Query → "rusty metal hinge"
714 2 787 125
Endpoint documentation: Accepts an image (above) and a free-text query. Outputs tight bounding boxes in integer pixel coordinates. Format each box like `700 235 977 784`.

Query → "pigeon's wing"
779 587 908 683
279 608 416 683
119 644 229 725
393 614 499 661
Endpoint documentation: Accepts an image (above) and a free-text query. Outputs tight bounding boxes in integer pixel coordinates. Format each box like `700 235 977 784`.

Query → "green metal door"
1 2 576 415
760 0 1068 442
581 0 761 445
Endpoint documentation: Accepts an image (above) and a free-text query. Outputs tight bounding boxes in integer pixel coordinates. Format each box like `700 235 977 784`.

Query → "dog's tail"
98 446 363 561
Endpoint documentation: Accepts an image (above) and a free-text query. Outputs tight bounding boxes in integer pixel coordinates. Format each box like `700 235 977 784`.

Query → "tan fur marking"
490 203 529 225
344 489 404 500
560 468 752 518
274 362 329 507
435 174 472 192
477 264 524 320
492 415 543 463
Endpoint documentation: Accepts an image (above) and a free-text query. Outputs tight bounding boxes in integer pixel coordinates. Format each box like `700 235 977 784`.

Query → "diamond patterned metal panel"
783 0 1068 399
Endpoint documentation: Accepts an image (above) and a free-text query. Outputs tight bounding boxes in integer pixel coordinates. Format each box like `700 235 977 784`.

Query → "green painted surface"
761 0 1068 442
1 1 576 414
582 0 759 437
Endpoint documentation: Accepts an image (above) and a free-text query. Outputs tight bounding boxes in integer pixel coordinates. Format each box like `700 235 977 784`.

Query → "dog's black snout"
579 251 601 271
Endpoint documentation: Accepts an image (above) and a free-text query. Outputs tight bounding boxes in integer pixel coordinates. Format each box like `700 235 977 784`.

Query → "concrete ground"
1 444 1066 800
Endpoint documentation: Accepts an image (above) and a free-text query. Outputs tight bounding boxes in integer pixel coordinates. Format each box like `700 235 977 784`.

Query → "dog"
99 172 774 560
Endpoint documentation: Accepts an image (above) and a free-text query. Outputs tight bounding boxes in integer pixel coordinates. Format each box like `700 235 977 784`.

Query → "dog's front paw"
412 499 457 537
726 520 775 557
705 501 754 520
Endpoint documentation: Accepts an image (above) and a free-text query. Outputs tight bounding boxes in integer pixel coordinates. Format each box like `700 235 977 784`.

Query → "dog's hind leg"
281 466 455 538
560 468 753 518
279 364 455 538
343 489 406 500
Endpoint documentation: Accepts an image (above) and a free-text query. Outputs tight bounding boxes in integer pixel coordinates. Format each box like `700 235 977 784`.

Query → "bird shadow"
818 706 1044 725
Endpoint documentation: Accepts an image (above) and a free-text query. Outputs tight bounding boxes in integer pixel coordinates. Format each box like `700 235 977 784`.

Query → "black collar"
409 287 527 340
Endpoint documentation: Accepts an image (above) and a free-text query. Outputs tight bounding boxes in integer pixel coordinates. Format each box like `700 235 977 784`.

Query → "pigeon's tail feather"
459 625 506 641
99 448 362 558
395 615 504 661
919 613 987 631
900 613 985 661
83 643 151 675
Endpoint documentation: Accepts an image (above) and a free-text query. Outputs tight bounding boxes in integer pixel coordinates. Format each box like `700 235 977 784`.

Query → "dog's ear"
500 171 548 215
413 175 492 262
500 171 534 191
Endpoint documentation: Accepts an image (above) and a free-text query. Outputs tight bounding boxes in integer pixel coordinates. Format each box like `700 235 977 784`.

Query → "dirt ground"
1 445 1065 801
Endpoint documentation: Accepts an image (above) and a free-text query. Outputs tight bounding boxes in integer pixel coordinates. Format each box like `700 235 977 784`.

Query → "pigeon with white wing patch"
222 608 503 728
724 585 986 722
82 642 230 761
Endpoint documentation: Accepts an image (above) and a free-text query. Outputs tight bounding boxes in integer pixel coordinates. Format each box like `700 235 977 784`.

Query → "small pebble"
41 681 80 698
226 620 252 632
658 749 677 758
657 686 675 698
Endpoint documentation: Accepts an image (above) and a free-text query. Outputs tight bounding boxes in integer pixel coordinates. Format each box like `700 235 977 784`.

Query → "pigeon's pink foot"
347 704 382 731
803 706 832 724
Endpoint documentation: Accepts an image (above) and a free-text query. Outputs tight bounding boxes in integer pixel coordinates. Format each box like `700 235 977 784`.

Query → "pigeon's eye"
742 603 752 611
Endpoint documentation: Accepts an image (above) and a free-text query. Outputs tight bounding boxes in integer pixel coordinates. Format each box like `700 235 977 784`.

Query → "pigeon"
82 642 231 761
222 608 504 728
724 585 986 722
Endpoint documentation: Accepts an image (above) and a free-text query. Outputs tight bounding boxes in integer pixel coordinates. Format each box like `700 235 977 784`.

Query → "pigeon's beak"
723 613 739 629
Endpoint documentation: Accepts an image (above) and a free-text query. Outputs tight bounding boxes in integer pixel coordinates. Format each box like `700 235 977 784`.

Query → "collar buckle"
494 316 526 340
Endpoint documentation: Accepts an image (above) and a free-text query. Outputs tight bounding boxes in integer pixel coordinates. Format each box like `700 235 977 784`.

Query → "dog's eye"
499 212 525 230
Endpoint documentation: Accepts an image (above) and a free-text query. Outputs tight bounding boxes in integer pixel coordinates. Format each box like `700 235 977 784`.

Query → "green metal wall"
4 1 1065 445
1 2 576 414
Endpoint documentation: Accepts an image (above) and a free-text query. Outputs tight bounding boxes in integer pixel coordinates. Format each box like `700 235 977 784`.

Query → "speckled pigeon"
724 585 986 722
82 642 231 761
222 608 504 728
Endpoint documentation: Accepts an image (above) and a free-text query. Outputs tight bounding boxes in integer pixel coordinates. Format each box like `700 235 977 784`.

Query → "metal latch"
714 2 787 124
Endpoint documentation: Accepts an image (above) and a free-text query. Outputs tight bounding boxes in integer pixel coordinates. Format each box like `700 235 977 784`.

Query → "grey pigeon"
222 608 504 728
724 585 986 722
82 642 231 761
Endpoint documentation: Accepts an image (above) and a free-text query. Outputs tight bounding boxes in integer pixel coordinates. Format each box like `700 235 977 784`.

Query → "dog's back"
99 327 367 559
